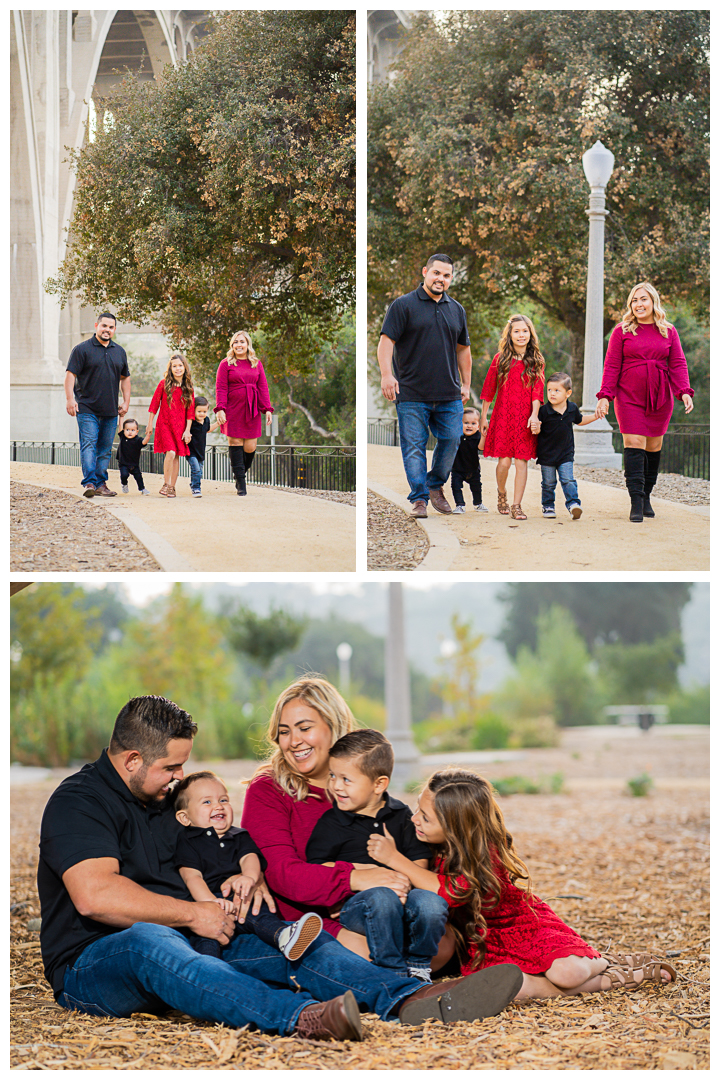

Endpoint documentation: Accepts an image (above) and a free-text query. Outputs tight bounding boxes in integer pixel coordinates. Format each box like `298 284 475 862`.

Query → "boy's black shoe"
398 964 523 1025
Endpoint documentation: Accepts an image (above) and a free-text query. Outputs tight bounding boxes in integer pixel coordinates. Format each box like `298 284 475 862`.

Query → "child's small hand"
214 897 236 915
366 824 398 867
182 430 192 444
530 420 541 435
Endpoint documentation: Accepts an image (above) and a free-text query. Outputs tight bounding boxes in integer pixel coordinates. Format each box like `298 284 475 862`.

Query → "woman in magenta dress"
595 282 694 522
479 315 545 520
143 353 195 498
214 330 274 496
241 676 411 957
367 769 677 1000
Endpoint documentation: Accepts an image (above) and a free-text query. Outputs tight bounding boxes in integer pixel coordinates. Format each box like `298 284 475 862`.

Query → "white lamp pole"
384 582 419 780
336 642 352 693
575 140 622 467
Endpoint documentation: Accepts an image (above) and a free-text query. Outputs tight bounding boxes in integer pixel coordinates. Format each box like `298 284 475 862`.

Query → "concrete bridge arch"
11 10 208 440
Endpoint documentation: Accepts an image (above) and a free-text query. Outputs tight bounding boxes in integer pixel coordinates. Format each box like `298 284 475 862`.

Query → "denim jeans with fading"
188 455 203 493
540 461 580 510
76 412 117 488
395 399 464 504
339 887 449 974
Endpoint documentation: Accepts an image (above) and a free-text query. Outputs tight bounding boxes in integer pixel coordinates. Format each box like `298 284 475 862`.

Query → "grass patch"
492 772 565 796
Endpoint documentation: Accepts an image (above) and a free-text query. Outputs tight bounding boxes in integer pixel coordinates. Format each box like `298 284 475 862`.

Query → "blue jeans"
76 412 118 488
188 455 203 492
541 461 580 510
58 923 423 1031
395 399 464 504
339 888 449 974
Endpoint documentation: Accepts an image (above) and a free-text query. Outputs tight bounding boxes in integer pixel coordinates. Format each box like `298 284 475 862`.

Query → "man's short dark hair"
425 254 453 270
172 770 225 812
547 371 573 391
330 729 394 783
109 696 197 763
194 396 208 407
96 312 117 325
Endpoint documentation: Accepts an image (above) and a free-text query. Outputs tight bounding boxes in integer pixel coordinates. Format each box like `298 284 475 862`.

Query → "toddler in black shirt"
305 731 448 983
174 771 322 960
451 408 488 513
534 372 600 519
116 418 149 494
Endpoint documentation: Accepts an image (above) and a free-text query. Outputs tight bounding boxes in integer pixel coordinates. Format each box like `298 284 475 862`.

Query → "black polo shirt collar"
184 824 244 844
95 748 168 819
415 284 452 305
337 792 405 827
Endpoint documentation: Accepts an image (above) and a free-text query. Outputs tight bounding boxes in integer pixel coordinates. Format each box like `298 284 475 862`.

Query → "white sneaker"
140 489 150 496
121 484 129 493
408 965 433 983
276 912 323 961
542 507 556 518
452 505 466 514
569 504 582 519
474 503 489 512
191 490 202 498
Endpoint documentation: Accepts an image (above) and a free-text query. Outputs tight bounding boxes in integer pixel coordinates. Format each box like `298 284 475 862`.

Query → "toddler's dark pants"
191 899 289 959
119 464 145 491
451 468 482 507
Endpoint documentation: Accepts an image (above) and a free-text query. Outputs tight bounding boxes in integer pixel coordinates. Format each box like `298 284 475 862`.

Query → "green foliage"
434 613 489 719
10 584 101 698
596 633 684 702
368 9 708 394
47 10 355 382
224 605 308 674
470 713 511 750
507 715 561 749
498 583 692 657
626 772 654 797
496 606 601 727
666 684 710 725
492 773 565 796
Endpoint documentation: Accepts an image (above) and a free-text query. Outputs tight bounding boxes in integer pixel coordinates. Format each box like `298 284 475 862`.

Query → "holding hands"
220 871 276 924
215 410 227 425
595 398 610 420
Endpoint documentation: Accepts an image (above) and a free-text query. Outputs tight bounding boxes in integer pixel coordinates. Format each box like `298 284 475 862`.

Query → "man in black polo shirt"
37 695 521 1034
65 312 131 497
377 254 472 517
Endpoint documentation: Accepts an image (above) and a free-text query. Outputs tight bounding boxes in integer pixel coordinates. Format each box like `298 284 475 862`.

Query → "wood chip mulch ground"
10 483 161 572
285 488 356 505
11 732 708 1070
368 490 430 570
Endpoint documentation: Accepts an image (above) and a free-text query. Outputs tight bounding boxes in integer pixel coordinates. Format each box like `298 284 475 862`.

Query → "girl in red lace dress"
368 769 676 1000
479 315 545 520
144 353 195 498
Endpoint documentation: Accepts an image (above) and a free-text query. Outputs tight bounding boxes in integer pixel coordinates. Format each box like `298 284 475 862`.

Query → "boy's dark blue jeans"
540 461 580 510
339 887 449 974
191 899 285 959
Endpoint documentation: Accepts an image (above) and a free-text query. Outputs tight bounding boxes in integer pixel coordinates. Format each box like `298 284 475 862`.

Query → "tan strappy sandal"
166 485 176 498
601 952 677 991
159 483 170 497
510 503 527 520
497 490 510 515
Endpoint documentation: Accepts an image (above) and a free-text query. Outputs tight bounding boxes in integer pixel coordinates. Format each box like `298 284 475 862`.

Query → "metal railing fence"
368 420 709 480
11 442 356 492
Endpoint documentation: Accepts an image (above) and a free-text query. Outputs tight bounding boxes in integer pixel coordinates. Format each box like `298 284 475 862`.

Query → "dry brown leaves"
368 491 429 570
11 745 709 1070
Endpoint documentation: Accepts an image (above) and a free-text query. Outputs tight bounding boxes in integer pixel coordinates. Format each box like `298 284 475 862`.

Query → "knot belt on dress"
240 383 260 418
622 357 671 414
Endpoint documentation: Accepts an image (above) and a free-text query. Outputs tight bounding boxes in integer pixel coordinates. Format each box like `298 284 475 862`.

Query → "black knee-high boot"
643 450 661 518
228 445 246 496
243 449 256 479
624 447 646 522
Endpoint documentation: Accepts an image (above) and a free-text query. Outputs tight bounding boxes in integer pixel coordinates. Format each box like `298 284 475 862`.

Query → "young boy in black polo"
535 372 600 519
305 731 449 983
450 407 488 513
116 418 149 495
174 771 322 960
186 397 221 497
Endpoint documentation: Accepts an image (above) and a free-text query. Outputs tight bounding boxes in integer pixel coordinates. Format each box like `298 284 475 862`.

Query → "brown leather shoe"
82 485 96 498
295 990 363 1042
93 483 117 497
428 487 453 514
409 500 428 518
398 964 523 1025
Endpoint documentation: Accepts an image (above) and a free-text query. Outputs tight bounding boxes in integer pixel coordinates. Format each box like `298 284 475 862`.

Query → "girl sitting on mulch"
143 353 195 498
367 768 677 1000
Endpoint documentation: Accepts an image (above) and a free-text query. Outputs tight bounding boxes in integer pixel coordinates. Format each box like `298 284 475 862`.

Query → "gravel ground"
284 487 356 505
10 483 161 572
367 490 429 570
529 464 710 506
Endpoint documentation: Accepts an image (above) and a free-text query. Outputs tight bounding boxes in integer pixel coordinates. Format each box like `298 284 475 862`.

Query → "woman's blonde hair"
426 769 533 970
620 282 671 338
164 352 194 409
224 330 260 368
252 675 357 801
496 315 545 387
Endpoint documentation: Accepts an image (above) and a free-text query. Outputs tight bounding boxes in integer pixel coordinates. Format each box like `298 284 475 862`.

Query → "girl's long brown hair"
427 769 533 970
496 315 545 388
164 352 194 410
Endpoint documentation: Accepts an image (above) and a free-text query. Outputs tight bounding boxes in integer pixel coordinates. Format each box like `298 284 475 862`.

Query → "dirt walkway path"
368 445 710 571
11 462 355 572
